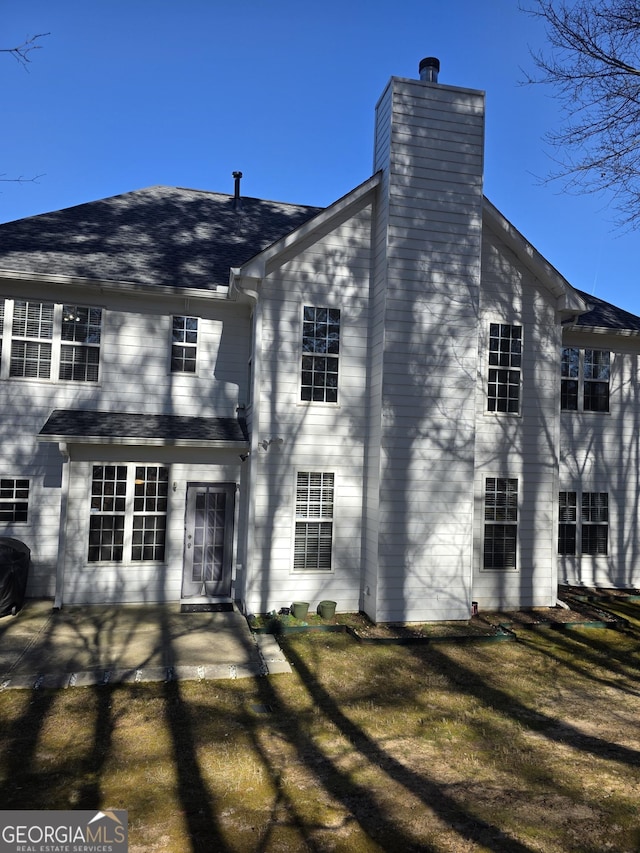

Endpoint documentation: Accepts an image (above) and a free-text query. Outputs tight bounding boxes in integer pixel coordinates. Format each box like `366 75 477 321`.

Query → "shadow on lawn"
250 641 536 853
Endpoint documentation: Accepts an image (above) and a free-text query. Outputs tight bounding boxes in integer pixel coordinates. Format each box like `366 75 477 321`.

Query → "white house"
0 58 638 621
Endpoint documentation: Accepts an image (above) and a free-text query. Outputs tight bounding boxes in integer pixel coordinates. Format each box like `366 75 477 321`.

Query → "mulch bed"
249 591 633 641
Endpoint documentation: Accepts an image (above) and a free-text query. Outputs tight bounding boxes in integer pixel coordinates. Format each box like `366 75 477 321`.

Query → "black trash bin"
0 538 30 617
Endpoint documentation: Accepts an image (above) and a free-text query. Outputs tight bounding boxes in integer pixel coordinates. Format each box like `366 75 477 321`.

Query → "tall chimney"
232 171 243 210
419 57 440 83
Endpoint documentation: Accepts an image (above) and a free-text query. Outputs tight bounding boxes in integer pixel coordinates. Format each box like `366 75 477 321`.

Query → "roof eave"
0 268 231 300
482 198 589 315
37 434 248 448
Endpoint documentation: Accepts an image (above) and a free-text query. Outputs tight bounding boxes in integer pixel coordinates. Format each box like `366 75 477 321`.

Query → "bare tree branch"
522 0 640 227
0 174 44 184
0 32 49 70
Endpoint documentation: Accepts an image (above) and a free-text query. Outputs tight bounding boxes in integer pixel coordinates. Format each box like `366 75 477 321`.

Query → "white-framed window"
301 306 340 403
483 477 518 569
559 490 608 556
294 471 334 571
561 348 610 412
0 478 29 523
88 465 169 563
60 304 102 381
487 323 522 414
3 299 102 382
171 316 198 373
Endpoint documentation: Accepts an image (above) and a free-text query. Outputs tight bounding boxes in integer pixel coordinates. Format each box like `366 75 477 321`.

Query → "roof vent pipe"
232 171 243 210
419 57 440 83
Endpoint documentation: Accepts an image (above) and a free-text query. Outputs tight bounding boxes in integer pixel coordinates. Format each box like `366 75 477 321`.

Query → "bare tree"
523 0 640 227
1 33 48 186
0 32 49 70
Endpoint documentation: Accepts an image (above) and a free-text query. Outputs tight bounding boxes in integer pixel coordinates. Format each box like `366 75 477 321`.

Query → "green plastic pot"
291 601 309 620
318 600 337 619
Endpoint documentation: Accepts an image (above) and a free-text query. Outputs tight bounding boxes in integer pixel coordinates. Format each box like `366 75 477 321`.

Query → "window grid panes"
488 324 521 413
294 472 334 571
171 316 198 373
0 478 29 523
59 305 102 382
88 466 127 562
88 465 169 563
561 348 610 412
484 478 518 569
301 306 340 403
132 466 169 561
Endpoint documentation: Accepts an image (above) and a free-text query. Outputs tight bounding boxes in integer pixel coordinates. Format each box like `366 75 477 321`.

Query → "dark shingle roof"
39 409 248 444
0 186 322 291
574 288 640 332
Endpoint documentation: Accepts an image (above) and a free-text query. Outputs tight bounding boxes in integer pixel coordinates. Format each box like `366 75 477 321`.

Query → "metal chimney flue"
232 171 243 210
419 57 440 83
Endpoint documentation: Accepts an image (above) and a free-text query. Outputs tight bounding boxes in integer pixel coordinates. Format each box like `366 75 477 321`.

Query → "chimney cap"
419 57 440 82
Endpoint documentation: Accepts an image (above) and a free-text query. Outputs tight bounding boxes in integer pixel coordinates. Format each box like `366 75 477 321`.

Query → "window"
561 348 610 412
301 306 340 403
488 323 521 414
132 466 169 561
558 491 608 556
294 472 334 571
558 491 577 555
60 305 102 381
0 478 29 523
582 492 609 555
88 465 168 562
10 300 54 378
88 466 127 562
171 316 198 373
4 299 102 382
484 477 518 569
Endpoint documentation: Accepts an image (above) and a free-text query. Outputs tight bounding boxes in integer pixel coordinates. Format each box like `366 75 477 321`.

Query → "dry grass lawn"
0 599 639 852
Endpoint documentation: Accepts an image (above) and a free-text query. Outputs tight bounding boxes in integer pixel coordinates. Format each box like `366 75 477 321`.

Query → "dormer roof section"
230 173 381 297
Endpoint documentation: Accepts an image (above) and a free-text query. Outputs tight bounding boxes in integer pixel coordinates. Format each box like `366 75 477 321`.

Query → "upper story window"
301 306 340 403
171 316 198 373
561 347 610 412
487 323 521 414
2 299 102 382
60 305 102 381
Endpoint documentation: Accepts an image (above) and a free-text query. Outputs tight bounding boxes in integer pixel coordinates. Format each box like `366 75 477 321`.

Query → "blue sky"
2 1 638 314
